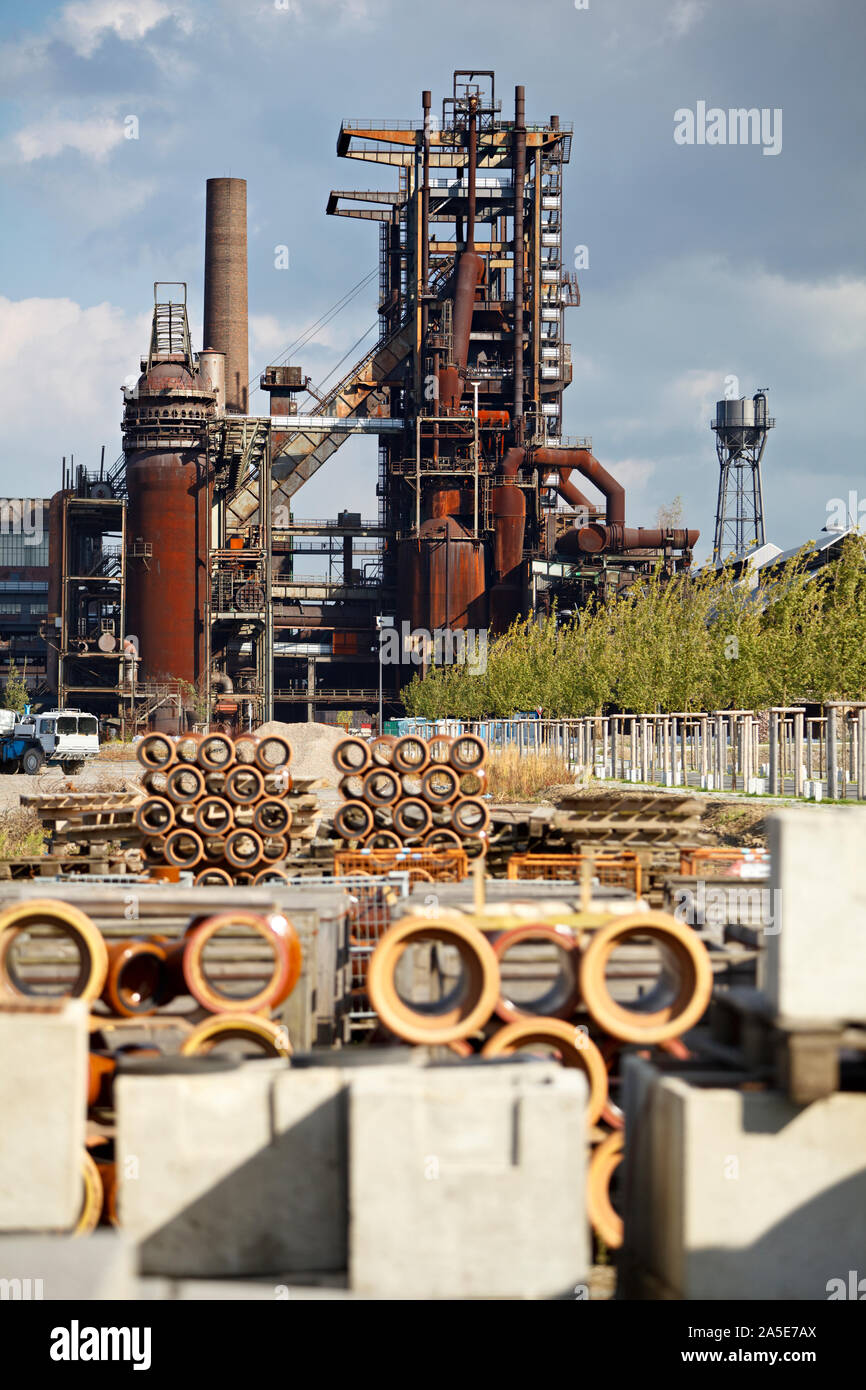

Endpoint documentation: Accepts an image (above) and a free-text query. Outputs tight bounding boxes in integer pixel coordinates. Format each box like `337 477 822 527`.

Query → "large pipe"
438 98 483 412
532 446 625 527
421 89 431 337
513 85 526 438
557 523 700 556
204 178 248 414
550 468 594 512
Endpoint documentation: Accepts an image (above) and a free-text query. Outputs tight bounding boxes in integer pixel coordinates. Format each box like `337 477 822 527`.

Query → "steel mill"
45 71 698 733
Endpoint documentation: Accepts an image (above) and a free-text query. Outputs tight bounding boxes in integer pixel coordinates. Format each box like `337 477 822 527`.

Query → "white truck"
0 708 100 775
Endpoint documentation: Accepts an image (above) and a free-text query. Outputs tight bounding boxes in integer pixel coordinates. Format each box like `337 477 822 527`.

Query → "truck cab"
0 708 100 774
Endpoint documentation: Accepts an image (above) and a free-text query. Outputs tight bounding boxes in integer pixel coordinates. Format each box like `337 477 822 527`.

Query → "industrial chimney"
203 178 249 414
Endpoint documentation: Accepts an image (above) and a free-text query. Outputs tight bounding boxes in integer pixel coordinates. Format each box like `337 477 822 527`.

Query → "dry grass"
486 749 574 803
0 807 46 859
99 741 137 762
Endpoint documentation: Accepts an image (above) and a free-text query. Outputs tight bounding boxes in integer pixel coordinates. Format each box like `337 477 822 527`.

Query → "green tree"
2 661 30 715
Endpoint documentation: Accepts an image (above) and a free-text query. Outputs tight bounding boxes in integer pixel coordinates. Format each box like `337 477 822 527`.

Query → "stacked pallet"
330 732 490 880
135 731 321 885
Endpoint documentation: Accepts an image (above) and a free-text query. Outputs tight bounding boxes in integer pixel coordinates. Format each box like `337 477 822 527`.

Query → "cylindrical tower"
203 178 248 414
123 290 217 690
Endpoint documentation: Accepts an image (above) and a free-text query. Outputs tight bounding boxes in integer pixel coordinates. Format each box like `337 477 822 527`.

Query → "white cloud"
0 297 147 492
59 0 192 57
668 1 707 39
9 113 128 164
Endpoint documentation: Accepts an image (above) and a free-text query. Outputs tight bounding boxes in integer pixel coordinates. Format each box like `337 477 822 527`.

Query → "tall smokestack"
204 177 248 414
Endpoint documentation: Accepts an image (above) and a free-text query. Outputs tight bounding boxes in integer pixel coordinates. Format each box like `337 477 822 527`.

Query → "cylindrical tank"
713 398 759 451
198 349 226 415
489 479 526 633
397 518 487 636
203 179 248 414
124 358 216 685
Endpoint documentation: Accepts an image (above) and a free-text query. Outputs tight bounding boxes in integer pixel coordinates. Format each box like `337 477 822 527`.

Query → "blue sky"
1 0 864 559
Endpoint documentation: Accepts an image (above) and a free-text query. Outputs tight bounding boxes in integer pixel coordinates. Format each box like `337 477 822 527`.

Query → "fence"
391 703 866 802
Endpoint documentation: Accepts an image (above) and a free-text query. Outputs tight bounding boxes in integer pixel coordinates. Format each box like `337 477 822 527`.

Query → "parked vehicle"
0 708 100 774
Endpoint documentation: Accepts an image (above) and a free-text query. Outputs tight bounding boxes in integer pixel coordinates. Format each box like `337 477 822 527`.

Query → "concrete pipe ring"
175 733 204 764
253 867 291 885
193 796 234 835
137 733 177 771
367 915 500 1045
135 797 176 835
362 768 401 807
421 765 459 806
182 911 292 1014
181 1012 291 1059
369 734 397 767
197 734 235 771
335 800 374 840
163 829 204 869
428 735 453 765
392 797 433 839
481 1017 608 1124
166 765 205 805
255 735 293 772
225 765 265 805
73 1151 104 1237
452 796 490 836
194 866 234 886
578 911 713 1044
224 829 264 870
334 737 371 775
492 923 581 1023
392 735 430 775
448 734 487 773
233 734 260 765
587 1130 624 1249
253 798 292 836
0 899 108 1003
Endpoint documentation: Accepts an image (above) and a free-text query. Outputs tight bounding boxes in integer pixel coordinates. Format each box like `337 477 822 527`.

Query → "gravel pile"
255 720 346 787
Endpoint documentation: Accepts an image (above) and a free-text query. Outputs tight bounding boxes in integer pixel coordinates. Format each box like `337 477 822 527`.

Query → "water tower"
711 389 774 559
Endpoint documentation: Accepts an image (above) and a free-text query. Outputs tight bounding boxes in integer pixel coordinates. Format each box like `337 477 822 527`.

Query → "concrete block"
764 808 866 1022
117 1057 408 1279
0 1000 87 1232
349 1060 588 1299
621 1055 866 1300
0 1233 135 1300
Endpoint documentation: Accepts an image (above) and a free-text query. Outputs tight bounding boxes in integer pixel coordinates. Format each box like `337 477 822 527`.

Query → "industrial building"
47 71 699 733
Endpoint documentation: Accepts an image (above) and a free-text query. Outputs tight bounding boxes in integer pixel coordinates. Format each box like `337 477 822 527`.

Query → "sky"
1 0 864 563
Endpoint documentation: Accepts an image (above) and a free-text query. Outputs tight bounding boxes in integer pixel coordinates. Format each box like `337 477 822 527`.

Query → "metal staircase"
226 318 414 529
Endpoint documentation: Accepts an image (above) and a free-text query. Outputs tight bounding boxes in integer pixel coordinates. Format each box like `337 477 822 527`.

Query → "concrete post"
826 703 838 800
768 709 779 795
794 709 804 798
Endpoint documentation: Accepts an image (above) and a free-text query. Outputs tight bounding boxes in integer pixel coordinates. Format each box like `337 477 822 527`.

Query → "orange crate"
335 848 468 884
506 852 642 897
679 846 769 877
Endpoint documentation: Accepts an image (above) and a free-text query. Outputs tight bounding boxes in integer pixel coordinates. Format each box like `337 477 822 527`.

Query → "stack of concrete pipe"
135 731 304 885
0 893 303 1233
365 908 713 1252
332 732 490 856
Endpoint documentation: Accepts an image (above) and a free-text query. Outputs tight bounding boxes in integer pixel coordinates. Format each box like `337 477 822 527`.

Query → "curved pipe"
550 468 594 512
532 447 624 526
210 671 234 695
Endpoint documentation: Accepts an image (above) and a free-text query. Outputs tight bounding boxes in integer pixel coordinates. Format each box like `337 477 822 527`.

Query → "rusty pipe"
532 447 625 527
101 939 167 1017
549 468 594 512
558 524 700 556
438 97 483 412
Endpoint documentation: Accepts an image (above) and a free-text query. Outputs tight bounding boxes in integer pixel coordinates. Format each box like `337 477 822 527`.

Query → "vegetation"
485 749 574 802
0 808 46 860
2 661 30 715
401 537 866 717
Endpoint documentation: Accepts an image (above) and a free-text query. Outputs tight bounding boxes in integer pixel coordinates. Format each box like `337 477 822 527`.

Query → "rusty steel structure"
50 71 699 730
